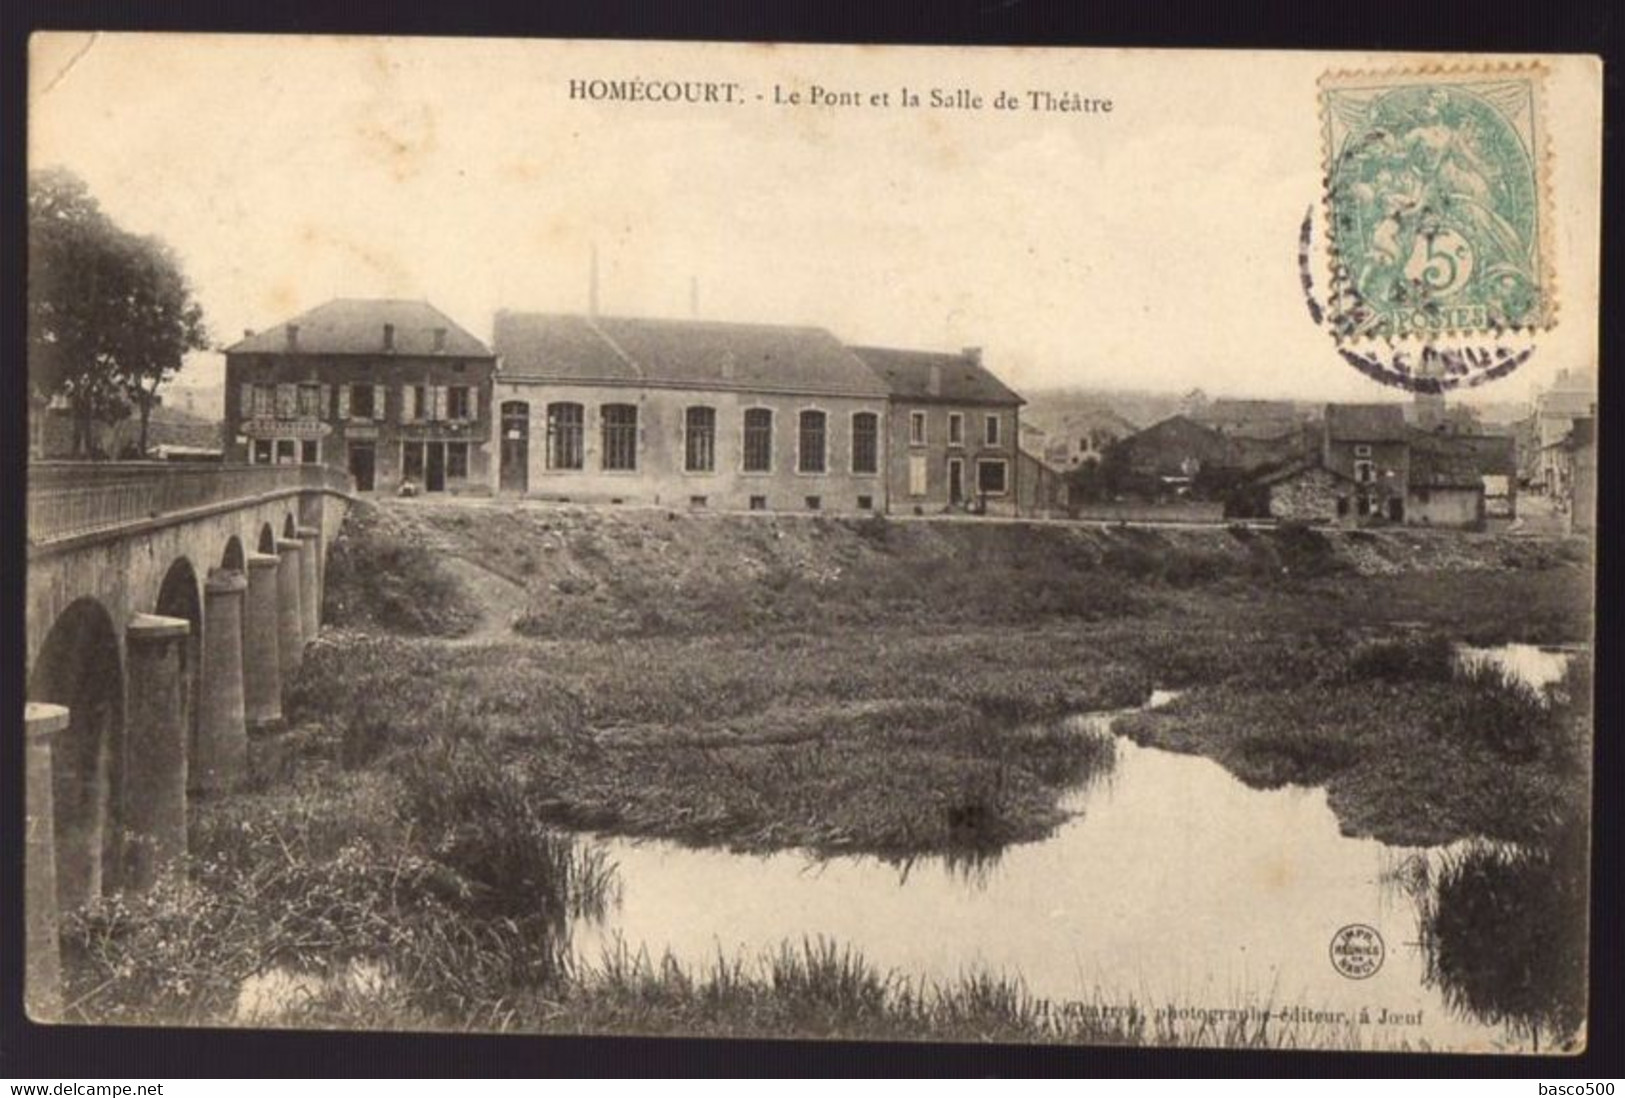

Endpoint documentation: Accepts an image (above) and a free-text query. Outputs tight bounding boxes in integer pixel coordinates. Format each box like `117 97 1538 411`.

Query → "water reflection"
1456 643 1575 691
571 703 1532 1050
1399 818 1588 1051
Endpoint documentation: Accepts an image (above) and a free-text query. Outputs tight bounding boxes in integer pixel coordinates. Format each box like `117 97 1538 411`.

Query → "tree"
28 169 208 458
113 234 209 455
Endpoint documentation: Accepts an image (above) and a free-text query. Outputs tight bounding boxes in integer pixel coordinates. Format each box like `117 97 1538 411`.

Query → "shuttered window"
275 383 297 418
447 386 472 421
908 455 927 496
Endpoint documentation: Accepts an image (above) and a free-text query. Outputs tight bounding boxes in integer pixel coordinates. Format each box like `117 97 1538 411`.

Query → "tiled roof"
1409 443 1487 489
225 299 492 358
1325 402 1409 442
849 346 1024 406
494 313 891 398
1252 458 1353 487
1409 431 1518 477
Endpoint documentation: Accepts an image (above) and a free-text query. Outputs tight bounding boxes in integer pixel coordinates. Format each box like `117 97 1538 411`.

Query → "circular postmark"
1329 923 1386 980
1298 206 1537 393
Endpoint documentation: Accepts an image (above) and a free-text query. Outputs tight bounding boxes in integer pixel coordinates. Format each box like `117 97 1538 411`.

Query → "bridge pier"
195 569 248 794
275 537 305 678
296 525 321 643
122 614 191 892
242 554 283 733
25 703 69 1021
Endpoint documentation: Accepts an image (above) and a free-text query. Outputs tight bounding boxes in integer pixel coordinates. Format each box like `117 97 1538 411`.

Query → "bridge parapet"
28 463 353 546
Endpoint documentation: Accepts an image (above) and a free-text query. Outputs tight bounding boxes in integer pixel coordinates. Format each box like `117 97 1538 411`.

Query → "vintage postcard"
23 35 1600 1055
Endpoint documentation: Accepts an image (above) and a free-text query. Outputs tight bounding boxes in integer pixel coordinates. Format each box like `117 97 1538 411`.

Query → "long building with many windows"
490 312 893 513
224 299 1032 516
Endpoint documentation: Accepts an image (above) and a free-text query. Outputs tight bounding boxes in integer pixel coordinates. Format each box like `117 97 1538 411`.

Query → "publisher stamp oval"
1330 924 1386 980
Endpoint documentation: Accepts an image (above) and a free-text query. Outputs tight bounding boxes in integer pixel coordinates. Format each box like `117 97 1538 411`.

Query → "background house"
224 299 497 495
1534 369 1599 494
1322 404 1411 523
1112 414 1232 492
850 345 1024 516
493 314 891 513
1407 438 1488 528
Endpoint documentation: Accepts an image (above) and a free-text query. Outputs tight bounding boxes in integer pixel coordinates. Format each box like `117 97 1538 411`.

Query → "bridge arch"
221 536 246 572
257 523 276 554
27 597 124 910
283 514 297 539
155 558 204 798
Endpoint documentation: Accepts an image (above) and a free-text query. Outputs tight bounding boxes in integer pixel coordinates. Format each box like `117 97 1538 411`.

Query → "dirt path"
438 553 527 645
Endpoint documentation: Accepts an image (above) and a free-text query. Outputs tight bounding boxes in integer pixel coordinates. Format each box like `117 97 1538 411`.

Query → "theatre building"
223 299 497 495
490 312 892 513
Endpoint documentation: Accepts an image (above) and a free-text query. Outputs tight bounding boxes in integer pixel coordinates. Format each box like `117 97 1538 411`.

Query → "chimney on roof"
285 324 299 351
383 323 395 352
928 363 943 397
243 328 254 340
962 346 983 365
433 327 447 353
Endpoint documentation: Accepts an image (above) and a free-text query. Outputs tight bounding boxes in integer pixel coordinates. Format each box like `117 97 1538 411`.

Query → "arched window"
798 410 827 474
601 404 638 471
743 409 773 473
546 403 584 470
685 406 716 473
851 412 879 475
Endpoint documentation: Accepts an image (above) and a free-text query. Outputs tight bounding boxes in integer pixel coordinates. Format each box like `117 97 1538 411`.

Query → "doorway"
500 401 530 494
348 442 376 492
948 458 965 507
425 442 446 493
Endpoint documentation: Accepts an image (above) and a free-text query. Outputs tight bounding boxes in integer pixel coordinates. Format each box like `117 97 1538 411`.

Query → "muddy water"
570 658 1576 1052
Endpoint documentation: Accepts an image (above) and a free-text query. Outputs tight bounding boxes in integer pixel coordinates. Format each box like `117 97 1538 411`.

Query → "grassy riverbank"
58 500 1591 1043
312 500 1591 851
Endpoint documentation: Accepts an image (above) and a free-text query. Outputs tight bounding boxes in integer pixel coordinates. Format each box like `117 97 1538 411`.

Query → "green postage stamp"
1320 66 1553 341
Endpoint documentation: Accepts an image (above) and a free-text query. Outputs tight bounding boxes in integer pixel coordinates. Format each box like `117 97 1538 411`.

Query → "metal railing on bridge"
27 462 354 545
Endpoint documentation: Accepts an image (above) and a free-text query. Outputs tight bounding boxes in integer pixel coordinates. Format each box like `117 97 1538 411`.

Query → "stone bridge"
23 462 355 1019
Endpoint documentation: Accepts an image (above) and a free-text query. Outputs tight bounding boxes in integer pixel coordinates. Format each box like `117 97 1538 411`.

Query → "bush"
1346 634 1457 683
321 503 480 637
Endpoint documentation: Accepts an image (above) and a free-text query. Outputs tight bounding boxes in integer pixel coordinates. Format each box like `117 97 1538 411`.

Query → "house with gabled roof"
491 313 892 513
847 345 1024 515
1323 403 1411 522
223 299 498 495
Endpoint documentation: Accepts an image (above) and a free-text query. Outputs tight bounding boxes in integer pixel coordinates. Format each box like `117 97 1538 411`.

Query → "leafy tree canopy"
28 168 209 456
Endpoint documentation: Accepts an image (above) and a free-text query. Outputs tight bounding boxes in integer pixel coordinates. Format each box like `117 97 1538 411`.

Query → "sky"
29 34 1603 407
